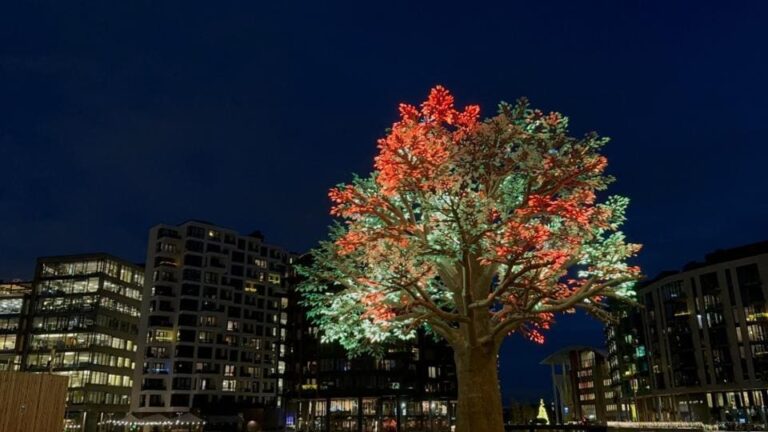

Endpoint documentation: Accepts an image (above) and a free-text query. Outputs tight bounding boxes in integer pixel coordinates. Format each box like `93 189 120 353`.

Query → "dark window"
176 345 194 358
737 264 764 304
180 299 199 312
178 329 196 343
232 251 245 262
186 240 204 252
157 228 180 239
197 346 213 359
172 378 192 391
174 360 193 374
178 314 196 327
229 278 243 290
154 285 174 297
187 226 205 239
182 269 201 282
203 286 218 298
149 315 173 327
181 284 200 296
184 254 203 267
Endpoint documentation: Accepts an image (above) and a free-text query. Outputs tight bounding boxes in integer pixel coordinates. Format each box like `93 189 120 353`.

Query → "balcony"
148 316 174 327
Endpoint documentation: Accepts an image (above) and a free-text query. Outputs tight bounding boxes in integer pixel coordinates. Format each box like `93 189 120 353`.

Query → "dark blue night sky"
2 1 767 402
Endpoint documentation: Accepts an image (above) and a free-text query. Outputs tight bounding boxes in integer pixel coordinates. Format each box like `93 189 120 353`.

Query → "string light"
97 419 207 427
607 421 717 431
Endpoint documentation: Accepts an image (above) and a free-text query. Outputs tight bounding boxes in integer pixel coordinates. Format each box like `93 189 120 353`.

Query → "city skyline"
3 0 768 405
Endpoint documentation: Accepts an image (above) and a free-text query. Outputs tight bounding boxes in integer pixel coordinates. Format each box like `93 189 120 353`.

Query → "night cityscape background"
2 0 768 414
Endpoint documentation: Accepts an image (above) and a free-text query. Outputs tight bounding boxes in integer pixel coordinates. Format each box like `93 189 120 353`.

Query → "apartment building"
636 241 768 424
132 221 293 430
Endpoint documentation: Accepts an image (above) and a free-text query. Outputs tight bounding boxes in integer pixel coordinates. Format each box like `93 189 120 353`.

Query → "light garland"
98 419 206 426
607 421 717 431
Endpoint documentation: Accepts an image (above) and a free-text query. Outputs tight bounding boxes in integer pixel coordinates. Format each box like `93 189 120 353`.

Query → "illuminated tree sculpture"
300 86 641 432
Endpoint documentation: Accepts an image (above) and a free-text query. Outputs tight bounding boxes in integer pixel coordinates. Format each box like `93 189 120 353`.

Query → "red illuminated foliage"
301 86 641 432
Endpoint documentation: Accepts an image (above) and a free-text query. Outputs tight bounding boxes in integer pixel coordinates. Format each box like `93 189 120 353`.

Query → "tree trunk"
453 345 505 432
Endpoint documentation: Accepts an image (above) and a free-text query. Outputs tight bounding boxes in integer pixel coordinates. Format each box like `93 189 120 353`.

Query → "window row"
41 260 143 286
29 332 136 352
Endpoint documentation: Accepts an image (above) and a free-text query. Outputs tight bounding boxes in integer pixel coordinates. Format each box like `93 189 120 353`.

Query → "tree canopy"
300 86 641 355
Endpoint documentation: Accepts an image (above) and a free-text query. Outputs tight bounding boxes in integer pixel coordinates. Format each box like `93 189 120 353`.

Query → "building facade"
132 221 293 430
283 256 458 432
605 300 651 421
542 346 614 423
27 254 144 431
0 281 32 371
637 241 768 424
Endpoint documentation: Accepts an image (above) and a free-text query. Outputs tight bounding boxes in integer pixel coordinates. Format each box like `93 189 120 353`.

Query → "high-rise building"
132 221 293 430
283 255 457 432
541 346 613 423
636 241 768 424
27 254 144 431
0 281 32 371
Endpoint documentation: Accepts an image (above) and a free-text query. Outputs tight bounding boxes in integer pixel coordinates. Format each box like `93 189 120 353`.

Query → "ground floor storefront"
635 388 768 425
288 397 455 432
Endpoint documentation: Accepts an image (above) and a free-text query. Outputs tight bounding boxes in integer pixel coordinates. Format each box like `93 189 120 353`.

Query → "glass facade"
0 282 31 370
27 255 144 430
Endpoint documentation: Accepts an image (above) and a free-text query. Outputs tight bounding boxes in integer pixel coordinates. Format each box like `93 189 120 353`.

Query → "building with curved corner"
635 241 768 424
541 346 614 423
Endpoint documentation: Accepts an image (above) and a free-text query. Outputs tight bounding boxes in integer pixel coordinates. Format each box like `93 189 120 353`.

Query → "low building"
284 256 457 432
